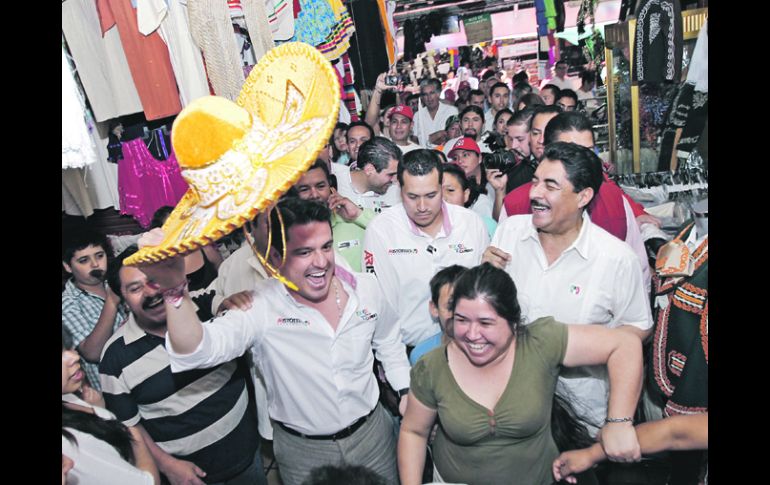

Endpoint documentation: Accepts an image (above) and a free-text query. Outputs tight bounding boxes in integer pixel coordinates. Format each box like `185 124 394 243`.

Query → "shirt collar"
123 313 155 344
406 201 452 237
276 264 357 309
523 211 592 260
63 278 106 301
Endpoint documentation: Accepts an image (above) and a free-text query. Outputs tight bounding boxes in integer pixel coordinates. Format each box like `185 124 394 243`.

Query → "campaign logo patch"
364 250 376 274
276 317 310 327
448 243 473 254
356 309 378 321
337 239 360 250
388 248 418 255
569 284 582 296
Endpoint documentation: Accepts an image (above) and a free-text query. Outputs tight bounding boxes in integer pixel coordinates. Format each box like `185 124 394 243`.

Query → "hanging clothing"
136 0 211 107
61 0 143 122
288 0 335 46
96 0 182 120
268 0 296 41
241 0 276 61
649 222 708 417
62 46 98 170
632 0 683 83
376 0 397 65
685 20 708 93
315 0 355 61
188 0 246 101
340 53 359 121
118 137 189 228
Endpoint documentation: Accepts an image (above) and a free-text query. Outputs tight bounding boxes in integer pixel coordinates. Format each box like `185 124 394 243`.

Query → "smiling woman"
398 263 646 485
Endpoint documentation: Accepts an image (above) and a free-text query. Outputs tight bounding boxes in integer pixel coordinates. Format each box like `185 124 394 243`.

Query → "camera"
482 150 516 175
385 75 400 86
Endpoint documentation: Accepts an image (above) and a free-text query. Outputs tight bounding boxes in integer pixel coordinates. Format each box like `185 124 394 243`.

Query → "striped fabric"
99 315 259 483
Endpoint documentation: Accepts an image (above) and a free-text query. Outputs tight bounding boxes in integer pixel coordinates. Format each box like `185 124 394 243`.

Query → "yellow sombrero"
125 42 339 266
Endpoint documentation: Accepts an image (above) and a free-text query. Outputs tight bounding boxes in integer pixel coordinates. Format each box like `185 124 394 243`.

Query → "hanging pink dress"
118 136 189 228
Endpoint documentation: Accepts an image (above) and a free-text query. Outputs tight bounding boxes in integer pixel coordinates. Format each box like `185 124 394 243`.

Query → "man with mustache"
62 228 126 391
483 142 652 440
99 245 266 485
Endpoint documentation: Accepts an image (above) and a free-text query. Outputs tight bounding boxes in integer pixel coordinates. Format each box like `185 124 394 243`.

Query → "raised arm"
137 230 204 354
73 285 122 362
562 324 643 462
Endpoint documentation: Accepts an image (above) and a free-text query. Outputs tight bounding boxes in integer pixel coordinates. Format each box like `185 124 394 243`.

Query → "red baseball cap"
458 80 471 90
390 104 414 121
448 137 481 158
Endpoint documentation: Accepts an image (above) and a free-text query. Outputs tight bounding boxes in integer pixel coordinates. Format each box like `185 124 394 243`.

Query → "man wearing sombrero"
126 43 409 485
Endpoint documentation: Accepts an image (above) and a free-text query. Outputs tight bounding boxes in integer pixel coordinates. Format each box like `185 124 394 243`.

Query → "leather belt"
277 407 376 441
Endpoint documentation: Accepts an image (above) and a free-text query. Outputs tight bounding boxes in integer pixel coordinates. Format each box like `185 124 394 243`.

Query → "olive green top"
411 317 568 485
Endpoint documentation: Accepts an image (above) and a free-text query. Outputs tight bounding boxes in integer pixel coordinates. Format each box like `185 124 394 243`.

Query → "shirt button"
489 418 496 427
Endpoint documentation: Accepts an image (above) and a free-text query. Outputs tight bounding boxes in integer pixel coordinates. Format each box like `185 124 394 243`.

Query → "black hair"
448 263 522 337
512 70 529 85
542 142 603 198
481 69 497 82
550 393 596 452
331 122 349 161
460 105 485 123
580 70 596 85
442 163 480 208
555 59 568 68
397 149 444 186
304 159 331 182
429 265 467 305
357 136 403 172
62 328 135 463
302 464 387 485
106 245 139 297
406 93 420 103
517 93 546 112
506 107 536 129
269 197 332 256
541 84 561 99
489 81 510 97
433 149 448 164
62 228 111 263
468 89 485 100
150 206 175 229
493 108 514 128
346 120 375 141
556 89 579 106
544 112 595 145
529 104 563 130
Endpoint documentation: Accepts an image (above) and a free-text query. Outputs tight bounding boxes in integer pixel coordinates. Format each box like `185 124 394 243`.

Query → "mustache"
142 294 164 310
89 269 105 279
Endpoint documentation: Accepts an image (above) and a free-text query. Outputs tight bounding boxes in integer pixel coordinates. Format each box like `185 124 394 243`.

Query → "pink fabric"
118 138 189 228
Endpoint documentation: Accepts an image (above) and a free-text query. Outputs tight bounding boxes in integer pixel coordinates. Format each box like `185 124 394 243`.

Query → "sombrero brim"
125 42 339 266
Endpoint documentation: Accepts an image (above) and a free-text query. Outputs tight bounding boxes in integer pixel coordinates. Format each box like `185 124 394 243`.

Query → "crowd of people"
62 56 707 485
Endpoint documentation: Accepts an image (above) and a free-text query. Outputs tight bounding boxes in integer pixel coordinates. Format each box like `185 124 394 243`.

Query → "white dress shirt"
167 269 410 436
490 212 652 430
363 202 489 346
413 103 459 148
331 163 401 213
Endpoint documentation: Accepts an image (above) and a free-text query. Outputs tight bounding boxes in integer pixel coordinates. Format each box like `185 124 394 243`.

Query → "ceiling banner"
463 13 492 45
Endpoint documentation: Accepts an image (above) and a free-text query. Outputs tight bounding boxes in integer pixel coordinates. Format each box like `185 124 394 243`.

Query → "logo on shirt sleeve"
448 243 474 254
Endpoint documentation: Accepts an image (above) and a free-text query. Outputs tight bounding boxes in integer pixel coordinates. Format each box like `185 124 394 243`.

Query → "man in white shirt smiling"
484 142 652 435
331 136 402 213
137 198 410 485
363 149 489 350
413 78 459 148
